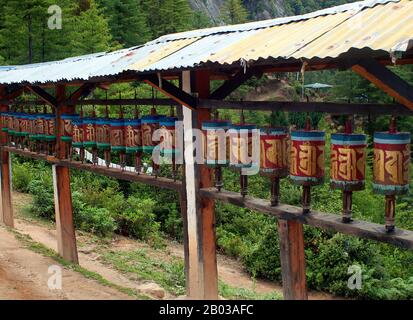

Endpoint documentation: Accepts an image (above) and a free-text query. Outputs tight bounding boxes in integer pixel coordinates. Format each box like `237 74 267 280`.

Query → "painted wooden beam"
53 85 78 263
199 188 413 250
0 87 14 228
352 59 413 111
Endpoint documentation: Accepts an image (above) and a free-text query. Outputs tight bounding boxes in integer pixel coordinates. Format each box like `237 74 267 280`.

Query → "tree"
220 0 249 25
98 0 150 47
70 0 113 56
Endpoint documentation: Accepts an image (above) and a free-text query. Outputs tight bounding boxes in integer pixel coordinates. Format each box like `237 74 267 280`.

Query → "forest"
1 0 413 299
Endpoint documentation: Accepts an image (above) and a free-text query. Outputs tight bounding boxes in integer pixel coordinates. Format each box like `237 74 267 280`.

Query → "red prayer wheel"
330 134 367 191
125 119 142 154
373 132 411 195
202 120 231 167
260 127 289 177
82 117 97 148
290 130 325 186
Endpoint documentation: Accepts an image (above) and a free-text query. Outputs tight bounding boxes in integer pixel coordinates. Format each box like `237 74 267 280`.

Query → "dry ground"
0 192 340 300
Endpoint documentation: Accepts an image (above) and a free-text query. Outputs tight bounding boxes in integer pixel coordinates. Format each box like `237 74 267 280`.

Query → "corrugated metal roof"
0 0 411 85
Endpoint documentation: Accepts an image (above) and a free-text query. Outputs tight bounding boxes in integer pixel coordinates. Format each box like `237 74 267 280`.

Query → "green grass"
10 228 150 300
100 247 283 300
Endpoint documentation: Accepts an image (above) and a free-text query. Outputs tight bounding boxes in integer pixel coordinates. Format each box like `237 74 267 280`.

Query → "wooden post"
0 87 14 227
181 70 218 299
278 220 308 300
53 85 79 263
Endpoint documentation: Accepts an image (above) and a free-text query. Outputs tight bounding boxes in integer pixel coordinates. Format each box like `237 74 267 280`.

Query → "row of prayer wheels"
202 118 410 233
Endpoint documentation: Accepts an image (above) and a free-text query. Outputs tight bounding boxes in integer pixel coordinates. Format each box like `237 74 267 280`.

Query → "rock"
139 282 166 299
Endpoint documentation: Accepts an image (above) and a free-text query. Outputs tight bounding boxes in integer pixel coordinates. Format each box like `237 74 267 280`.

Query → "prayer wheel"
13 112 23 146
61 114 79 143
290 130 326 213
72 117 84 150
331 133 367 223
141 115 164 154
125 119 142 154
373 131 411 232
230 123 259 197
7 112 16 144
202 120 231 167
27 113 38 151
82 117 96 149
19 113 30 148
110 119 126 152
35 113 47 153
96 117 111 166
260 127 289 206
202 120 231 191
331 133 367 191
159 117 178 156
1 112 9 135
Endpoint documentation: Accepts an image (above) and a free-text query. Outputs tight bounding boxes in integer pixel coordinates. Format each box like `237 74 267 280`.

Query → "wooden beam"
199 188 413 250
181 71 203 298
0 87 14 228
352 59 413 111
3 147 182 191
198 99 413 115
53 85 78 263
26 86 57 107
142 74 198 110
65 83 97 106
210 69 262 100
194 70 218 300
279 220 308 300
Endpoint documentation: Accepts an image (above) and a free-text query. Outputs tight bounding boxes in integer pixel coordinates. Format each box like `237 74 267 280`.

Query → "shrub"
76 206 117 237
12 162 33 193
28 178 55 219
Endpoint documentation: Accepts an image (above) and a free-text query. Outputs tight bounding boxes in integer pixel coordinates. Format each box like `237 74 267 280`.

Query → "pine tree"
70 0 113 56
220 0 249 25
98 0 150 47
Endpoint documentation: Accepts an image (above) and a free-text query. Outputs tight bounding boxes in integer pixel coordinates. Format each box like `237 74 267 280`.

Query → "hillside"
188 0 360 23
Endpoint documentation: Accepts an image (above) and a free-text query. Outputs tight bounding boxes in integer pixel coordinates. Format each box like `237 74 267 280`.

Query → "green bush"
12 162 33 193
76 206 117 237
28 178 55 219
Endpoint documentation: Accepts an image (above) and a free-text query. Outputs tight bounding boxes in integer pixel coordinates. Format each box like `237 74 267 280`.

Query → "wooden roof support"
53 85 79 264
141 74 198 110
210 68 263 100
0 87 14 228
64 83 98 106
352 59 413 111
26 85 57 107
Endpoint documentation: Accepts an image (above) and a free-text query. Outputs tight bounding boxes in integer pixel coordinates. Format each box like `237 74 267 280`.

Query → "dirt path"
8 192 342 300
0 224 133 300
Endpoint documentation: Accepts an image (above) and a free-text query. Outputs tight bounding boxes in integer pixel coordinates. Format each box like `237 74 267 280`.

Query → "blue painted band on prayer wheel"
373 132 411 196
230 124 259 169
330 133 367 191
95 118 111 150
290 130 326 186
125 119 143 153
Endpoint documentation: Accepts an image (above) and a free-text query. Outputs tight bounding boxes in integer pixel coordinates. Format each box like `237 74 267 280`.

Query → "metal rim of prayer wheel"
125 118 142 154
330 133 367 192
289 130 326 186
373 132 411 196
159 117 178 157
61 114 79 143
96 118 111 150
202 120 231 167
110 118 126 152
259 127 289 178
229 123 259 170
